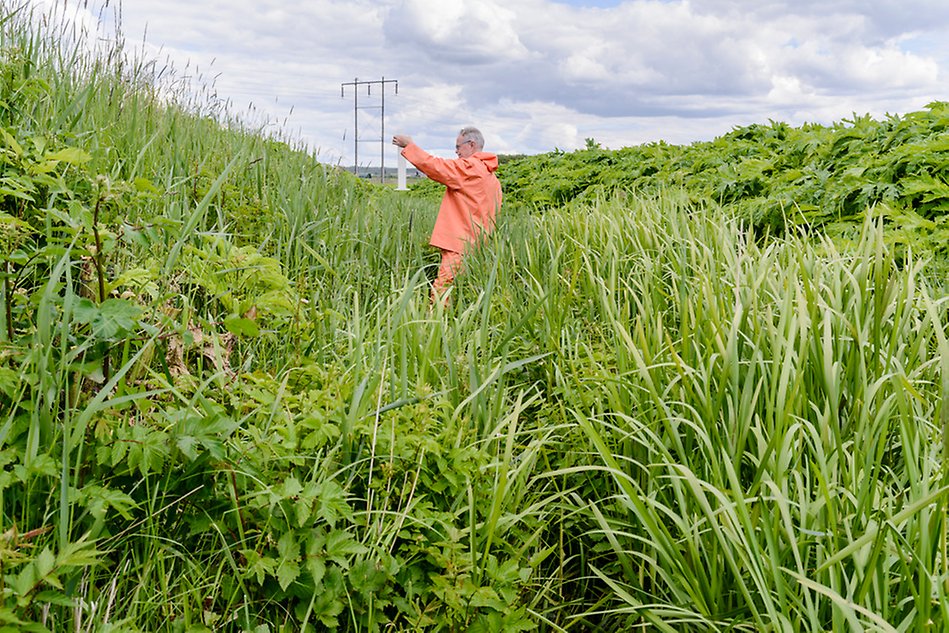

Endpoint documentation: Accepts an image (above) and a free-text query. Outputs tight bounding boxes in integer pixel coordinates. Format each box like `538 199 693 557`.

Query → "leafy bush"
498 104 949 272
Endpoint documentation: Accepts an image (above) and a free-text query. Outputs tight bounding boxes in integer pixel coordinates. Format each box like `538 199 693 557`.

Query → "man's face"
455 135 477 158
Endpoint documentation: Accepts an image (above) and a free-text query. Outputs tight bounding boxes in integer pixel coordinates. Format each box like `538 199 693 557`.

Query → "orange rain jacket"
401 142 502 254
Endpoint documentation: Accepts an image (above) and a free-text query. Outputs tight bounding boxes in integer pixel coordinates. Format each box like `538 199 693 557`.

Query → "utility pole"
341 77 398 183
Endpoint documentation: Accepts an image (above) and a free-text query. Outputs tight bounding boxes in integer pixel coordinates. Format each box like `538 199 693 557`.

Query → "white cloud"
385 0 530 64
561 52 612 82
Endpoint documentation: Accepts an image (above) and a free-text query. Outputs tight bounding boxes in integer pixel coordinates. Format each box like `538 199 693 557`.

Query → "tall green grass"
486 195 947 630
0 2 946 631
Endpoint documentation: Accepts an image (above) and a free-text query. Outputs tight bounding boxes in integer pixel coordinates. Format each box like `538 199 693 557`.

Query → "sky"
26 0 949 167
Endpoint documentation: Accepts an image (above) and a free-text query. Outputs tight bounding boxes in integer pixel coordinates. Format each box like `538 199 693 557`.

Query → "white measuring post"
396 152 409 191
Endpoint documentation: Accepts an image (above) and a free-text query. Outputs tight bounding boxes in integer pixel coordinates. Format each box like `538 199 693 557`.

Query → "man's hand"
392 134 412 148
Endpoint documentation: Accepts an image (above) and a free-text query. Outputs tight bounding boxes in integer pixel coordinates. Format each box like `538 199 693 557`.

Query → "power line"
341 77 398 182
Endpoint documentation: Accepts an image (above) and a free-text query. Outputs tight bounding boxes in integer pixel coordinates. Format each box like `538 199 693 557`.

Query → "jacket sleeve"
401 143 476 189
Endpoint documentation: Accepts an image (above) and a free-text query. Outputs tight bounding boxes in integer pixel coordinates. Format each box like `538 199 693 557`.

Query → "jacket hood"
471 151 499 173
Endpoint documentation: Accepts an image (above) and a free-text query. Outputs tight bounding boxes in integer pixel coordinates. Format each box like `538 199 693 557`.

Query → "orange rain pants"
432 248 464 303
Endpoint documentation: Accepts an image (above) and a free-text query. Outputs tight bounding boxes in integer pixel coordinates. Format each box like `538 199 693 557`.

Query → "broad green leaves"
72 298 141 342
496 102 949 271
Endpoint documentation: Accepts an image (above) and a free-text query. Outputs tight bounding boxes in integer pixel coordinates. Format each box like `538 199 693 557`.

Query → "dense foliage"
1 4 947 633
500 105 949 240
414 103 949 285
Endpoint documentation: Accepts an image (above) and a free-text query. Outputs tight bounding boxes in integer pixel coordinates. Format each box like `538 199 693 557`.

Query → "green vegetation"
494 105 949 289
415 104 949 290
1 3 947 632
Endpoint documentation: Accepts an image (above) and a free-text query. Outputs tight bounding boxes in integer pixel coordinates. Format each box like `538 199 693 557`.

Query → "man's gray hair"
459 127 485 150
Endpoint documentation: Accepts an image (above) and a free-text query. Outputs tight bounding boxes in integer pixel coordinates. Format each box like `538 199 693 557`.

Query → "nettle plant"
0 125 153 380
0 118 315 628
0 128 141 626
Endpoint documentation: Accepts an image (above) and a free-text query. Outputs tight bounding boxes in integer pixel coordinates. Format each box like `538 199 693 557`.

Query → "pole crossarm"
341 77 399 182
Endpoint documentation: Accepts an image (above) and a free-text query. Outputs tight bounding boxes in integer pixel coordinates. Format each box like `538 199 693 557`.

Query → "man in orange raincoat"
392 127 502 301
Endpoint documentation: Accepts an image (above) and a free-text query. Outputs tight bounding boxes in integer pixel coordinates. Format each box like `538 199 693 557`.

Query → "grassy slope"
1 4 948 632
